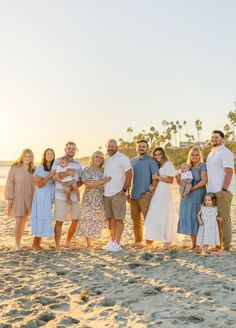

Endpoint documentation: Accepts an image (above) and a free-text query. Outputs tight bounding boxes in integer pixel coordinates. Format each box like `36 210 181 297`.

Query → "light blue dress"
31 165 54 237
177 163 207 236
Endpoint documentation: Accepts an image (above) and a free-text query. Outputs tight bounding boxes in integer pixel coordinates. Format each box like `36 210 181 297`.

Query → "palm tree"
162 120 169 134
223 124 233 141
126 127 133 142
195 119 203 142
227 103 236 141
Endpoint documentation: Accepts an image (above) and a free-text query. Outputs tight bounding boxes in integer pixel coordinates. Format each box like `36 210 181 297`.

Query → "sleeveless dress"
196 206 220 246
144 161 179 242
177 163 207 236
31 166 55 237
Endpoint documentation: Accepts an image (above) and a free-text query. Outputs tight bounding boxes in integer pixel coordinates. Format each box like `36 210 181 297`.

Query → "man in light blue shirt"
130 140 159 246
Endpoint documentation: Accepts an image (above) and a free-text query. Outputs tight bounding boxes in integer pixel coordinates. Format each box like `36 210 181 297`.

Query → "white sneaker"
101 240 113 250
107 241 122 252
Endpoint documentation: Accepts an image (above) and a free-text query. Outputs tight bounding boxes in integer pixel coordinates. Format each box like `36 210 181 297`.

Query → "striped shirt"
52 157 82 202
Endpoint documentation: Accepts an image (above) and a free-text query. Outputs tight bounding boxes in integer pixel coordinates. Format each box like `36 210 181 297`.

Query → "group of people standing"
5 130 234 256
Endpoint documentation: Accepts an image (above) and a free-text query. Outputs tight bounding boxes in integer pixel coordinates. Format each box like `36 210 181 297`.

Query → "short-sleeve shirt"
206 145 234 194
131 155 159 199
52 157 82 202
56 165 74 183
181 171 193 180
104 151 132 197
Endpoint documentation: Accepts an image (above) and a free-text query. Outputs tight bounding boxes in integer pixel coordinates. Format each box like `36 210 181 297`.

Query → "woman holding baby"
177 147 207 249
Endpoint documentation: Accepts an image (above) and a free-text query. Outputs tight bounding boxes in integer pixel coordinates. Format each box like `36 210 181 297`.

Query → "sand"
0 184 236 328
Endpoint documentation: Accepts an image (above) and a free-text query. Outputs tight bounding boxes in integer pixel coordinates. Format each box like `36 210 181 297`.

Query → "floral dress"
77 166 107 239
196 206 220 246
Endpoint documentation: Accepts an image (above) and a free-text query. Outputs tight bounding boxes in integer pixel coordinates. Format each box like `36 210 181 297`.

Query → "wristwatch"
122 188 127 192
222 187 227 192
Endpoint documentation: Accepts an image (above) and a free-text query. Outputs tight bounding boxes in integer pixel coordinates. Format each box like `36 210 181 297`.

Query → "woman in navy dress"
177 147 207 249
31 149 55 251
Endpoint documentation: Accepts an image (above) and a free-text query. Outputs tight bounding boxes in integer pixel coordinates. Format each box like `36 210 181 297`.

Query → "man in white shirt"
52 141 82 251
206 130 234 256
103 139 132 252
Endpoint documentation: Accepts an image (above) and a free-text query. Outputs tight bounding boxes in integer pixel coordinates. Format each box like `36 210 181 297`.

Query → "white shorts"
54 199 80 222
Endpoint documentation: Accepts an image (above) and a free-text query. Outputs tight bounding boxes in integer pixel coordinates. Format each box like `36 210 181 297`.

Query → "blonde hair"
89 151 104 168
12 149 35 173
186 147 203 168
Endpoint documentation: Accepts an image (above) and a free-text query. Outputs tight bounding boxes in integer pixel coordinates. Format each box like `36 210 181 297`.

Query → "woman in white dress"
144 147 178 250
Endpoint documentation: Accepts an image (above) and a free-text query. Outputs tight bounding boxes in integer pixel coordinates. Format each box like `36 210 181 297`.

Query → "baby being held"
179 163 193 199
56 156 80 205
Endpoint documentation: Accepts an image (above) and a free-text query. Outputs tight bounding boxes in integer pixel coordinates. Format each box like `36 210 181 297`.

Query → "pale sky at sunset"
0 0 236 161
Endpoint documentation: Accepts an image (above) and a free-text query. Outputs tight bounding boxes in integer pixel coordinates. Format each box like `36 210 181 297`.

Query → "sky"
0 0 236 161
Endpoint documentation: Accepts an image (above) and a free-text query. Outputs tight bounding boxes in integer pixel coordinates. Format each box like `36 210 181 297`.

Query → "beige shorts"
54 199 80 222
104 192 126 220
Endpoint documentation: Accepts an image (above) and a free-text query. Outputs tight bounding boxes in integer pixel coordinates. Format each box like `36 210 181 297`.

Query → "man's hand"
144 191 152 200
119 190 127 198
220 190 227 198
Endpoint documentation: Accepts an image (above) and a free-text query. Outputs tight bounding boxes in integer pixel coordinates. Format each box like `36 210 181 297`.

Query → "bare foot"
32 245 41 252
211 246 222 253
144 243 154 250
130 242 144 248
162 243 170 251
194 247 202 254
63 241 71 248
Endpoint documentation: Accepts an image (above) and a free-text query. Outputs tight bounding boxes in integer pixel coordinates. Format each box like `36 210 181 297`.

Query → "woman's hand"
7 200 13 216
175 173 181 184
102 176 112 184
152 173 159 180
8 199 13 209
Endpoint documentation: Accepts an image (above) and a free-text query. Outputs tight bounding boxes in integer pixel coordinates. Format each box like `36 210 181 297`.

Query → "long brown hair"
41 148 55 172
12 149 35 173
152 147 168 166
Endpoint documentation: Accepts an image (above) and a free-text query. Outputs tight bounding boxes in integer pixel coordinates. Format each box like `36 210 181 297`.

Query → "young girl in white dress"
196 193 221 254
144 147 179 250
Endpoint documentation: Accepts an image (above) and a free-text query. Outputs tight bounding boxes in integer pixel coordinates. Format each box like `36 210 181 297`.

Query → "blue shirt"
131 155 159 199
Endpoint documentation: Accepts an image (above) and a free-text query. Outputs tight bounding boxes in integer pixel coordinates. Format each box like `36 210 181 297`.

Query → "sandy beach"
0 184 236 328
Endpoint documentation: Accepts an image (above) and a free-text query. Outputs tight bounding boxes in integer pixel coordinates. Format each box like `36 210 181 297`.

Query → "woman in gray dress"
77 151 111 248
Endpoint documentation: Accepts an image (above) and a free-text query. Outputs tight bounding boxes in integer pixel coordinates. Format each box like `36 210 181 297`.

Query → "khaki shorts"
54 199 80 222
104 192 126 220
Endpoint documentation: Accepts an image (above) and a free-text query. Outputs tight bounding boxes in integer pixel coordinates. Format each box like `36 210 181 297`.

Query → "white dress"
144 161 179 242
196 206 220 246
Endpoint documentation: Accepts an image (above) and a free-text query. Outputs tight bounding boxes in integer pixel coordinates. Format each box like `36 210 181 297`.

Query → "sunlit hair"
186 147 203 168
204 192 216 207
152 147 168 164
136 139 149 147
89 151 104 168
65 141 77 148
12 149 35 173
41 148 55 172
108 139 117 146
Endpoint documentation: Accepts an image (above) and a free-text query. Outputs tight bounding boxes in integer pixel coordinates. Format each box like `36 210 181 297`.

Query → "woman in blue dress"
177 147 207 249
31 148 55 251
